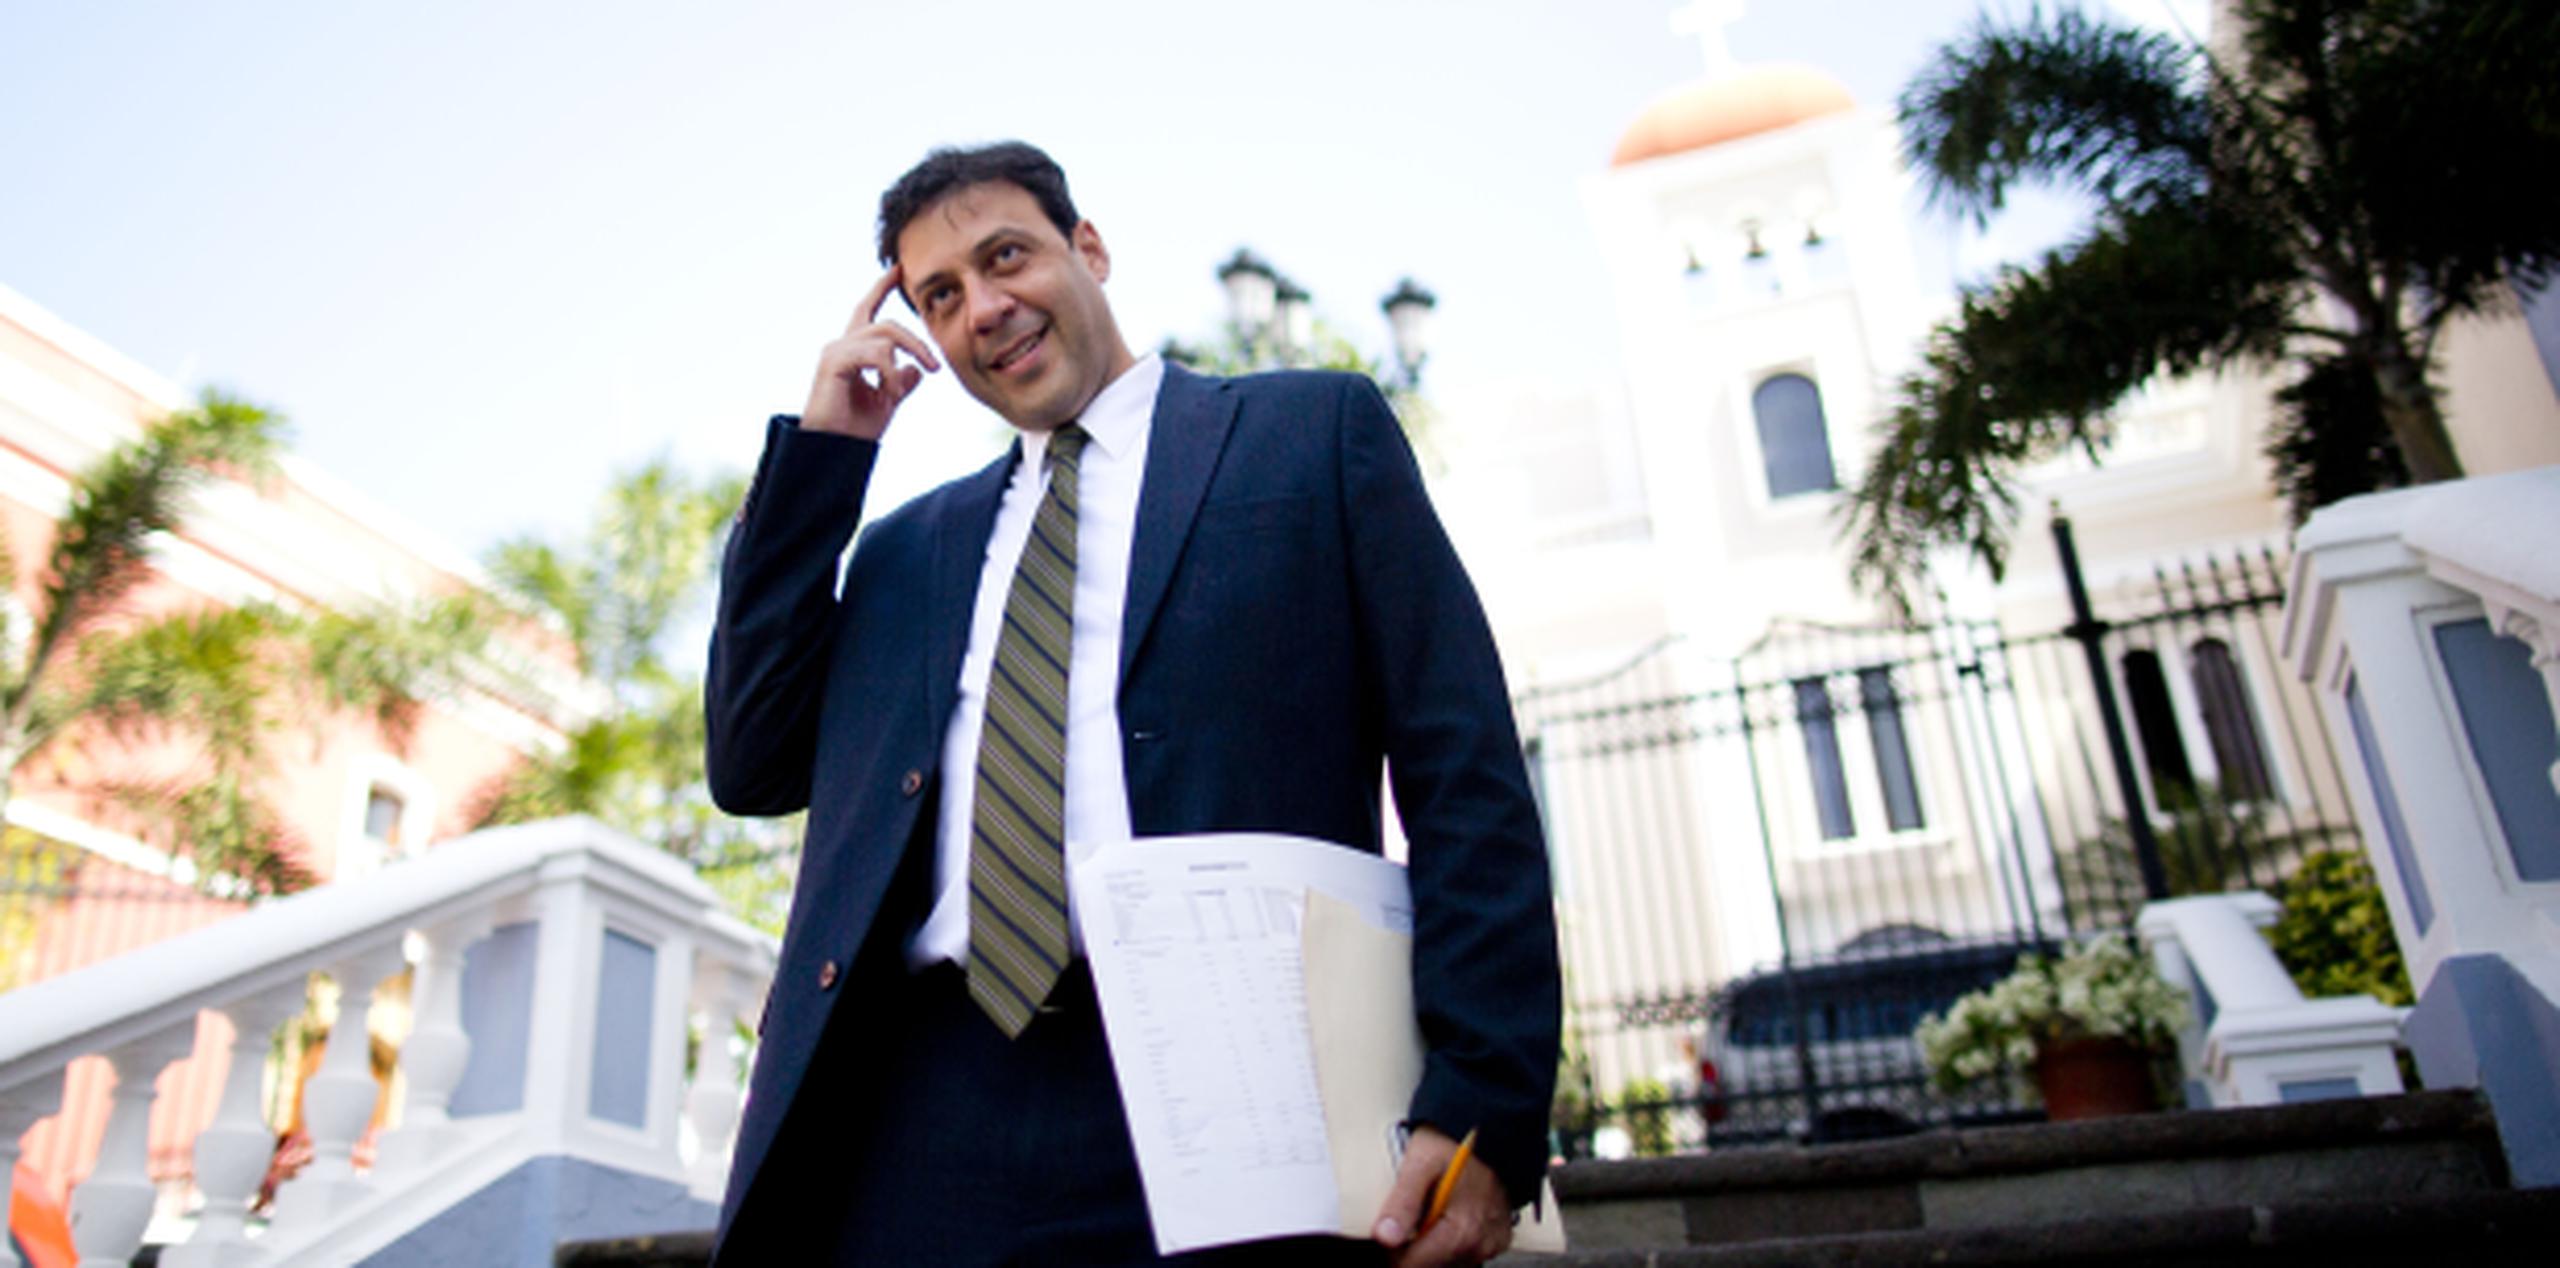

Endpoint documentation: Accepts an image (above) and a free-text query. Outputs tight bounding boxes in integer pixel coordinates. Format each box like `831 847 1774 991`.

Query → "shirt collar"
1021 353 1163 468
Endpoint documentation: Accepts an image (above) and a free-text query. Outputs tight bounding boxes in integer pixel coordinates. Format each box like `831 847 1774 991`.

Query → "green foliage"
0 828 77 991
473 456 795 932
2058 782 2292 927
1847 0 2560 615
2269 847 2412 1006
484 460 744 695
1550 1044 1599 1145
1613 1076 1674 1158
4 391 282 718
2263 350 2411 521
0 391 479 897
1161 315 1441 471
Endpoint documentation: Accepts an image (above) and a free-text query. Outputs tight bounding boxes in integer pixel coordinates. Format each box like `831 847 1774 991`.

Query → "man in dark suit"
705 141 1558 1267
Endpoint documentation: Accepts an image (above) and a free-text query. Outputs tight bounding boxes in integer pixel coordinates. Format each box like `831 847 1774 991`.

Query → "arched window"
1793 676 1856 841
2189 638 2273 800
1753 374 1838 499
2121 649 2196 805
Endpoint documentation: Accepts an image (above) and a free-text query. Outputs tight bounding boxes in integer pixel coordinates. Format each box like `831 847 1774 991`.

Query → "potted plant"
1914 934 2190 1120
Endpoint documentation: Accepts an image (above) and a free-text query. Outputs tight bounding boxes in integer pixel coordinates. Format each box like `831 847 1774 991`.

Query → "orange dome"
1611 65 1856 167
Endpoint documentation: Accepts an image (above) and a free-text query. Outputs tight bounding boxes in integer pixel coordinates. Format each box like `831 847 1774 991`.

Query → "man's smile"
989 321 1049 375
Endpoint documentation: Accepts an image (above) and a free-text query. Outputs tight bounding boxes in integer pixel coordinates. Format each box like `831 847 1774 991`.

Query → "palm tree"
1844 0 2560 610
0 392 482 894
472 459 769 875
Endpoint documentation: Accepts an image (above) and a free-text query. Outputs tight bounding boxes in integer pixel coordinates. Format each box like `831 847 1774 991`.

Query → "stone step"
1515 1188 2560 1266
557 1092 2521 1264
1554 1089 2509 1253
555 1230 713 1266
558 1189 2560 1267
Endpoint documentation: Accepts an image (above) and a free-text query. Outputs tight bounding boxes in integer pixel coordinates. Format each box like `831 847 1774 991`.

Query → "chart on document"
1077 834 1414 1253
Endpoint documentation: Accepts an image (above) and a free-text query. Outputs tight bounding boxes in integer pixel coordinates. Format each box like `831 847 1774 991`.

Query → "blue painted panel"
452 922 538 1117
2432 617 2560 882
2405 955 2560 1188
2277 1076 2361 1103
589 929 657 1129
2519 276 2560 403
2345 674 2433 932
357 1155 718 1267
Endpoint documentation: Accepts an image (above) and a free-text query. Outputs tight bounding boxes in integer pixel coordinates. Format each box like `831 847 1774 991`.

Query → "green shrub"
2269 849 2412 1006
1615 1077 1673 1157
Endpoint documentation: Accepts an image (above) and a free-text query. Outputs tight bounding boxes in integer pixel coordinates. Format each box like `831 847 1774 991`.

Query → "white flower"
1915 934 2190 1092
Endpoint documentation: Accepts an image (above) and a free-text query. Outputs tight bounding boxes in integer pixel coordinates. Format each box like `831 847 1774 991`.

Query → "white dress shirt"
908 354 1163 969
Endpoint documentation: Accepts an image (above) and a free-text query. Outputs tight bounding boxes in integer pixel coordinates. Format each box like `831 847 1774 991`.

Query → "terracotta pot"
2033 1035 2160 1120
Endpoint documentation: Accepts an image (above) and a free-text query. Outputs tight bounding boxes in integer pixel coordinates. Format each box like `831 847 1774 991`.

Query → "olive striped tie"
968 423 1089 1037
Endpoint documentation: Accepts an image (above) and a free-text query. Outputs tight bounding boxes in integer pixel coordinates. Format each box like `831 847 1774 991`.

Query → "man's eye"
993 243 1024 266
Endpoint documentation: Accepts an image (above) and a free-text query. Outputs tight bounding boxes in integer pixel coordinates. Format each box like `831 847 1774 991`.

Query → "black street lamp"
1215 248 1279 343
1213 248 1435 386
1380 277 1438 388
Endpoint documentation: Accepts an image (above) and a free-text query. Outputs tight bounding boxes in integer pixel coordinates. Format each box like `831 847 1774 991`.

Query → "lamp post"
1215 248 1279 347
1209 247 1436 389
1379 277 1437 390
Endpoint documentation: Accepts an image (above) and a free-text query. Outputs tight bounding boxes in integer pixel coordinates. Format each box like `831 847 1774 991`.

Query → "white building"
1435 7 2560 1100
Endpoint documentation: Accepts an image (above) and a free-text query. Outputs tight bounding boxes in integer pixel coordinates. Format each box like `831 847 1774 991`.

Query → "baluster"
67 1023 198 1268
266 945 404 1233
371 914 489 1181
684 965 754 1194
2 1080 66 1268
163 985 305 1268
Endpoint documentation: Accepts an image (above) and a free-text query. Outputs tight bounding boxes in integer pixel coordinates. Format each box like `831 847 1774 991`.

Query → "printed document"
1073 833 1563 1256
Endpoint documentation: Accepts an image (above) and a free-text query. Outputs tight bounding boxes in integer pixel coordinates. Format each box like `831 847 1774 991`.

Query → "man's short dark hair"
876 141 1080 267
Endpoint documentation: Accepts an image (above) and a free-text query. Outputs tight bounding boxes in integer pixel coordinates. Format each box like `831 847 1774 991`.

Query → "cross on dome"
1669 0 1746 77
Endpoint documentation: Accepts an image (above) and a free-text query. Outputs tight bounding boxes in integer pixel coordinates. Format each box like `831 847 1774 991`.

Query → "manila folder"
1302 890 1565 1252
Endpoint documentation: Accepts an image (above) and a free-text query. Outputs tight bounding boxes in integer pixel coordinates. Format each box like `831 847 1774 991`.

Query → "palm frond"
95 771 315 896
297 593 497 747
1841 197 2297 610
486 537 597 656
1900 5 2212 224
24 391 284 697
2263 350 2413 521
71 604 282 772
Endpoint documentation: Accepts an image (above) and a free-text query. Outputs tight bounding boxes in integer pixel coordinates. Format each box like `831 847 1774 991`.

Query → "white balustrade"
68 1025 197 1268
2284 463 2560 1187
164 987 305 1268
683 965 755 1196
0 817 775 1267
370 913 490 1182
2139 892 2405 1107
268 946 407 1234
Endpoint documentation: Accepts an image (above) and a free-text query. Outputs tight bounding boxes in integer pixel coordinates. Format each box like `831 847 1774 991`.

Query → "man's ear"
1074 220 1111 284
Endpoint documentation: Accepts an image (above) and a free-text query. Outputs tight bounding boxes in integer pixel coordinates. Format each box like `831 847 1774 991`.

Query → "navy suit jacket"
705 363 1559 1235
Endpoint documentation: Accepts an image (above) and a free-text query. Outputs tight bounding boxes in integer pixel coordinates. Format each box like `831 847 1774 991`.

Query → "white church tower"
1585 0 1930 648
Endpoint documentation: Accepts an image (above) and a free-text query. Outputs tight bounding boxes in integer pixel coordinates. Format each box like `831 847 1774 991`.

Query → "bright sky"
0 0 2207 560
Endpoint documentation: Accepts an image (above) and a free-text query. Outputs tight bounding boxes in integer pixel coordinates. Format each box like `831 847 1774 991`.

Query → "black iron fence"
1524 531 2366 1157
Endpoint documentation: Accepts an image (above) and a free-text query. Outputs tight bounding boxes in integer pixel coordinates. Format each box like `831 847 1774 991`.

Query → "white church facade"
1433 3 2560 1105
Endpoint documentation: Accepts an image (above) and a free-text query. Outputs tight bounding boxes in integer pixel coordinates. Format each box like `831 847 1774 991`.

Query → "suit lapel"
1122 363 1237 681
925 444 1019 731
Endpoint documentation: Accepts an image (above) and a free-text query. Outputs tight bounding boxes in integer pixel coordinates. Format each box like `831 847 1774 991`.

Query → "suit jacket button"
817 960 840 990
901 769 924 796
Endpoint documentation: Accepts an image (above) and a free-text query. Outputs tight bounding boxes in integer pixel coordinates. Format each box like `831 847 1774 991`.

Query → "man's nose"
967 279 1016 333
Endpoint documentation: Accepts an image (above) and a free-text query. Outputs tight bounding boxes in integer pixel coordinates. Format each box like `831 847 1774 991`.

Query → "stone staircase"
1538 1089 2557 1265
556 1091 2559 1265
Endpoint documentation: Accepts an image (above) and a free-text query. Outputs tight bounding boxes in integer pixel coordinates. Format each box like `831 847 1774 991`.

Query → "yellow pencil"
1422 1128 1479 1232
